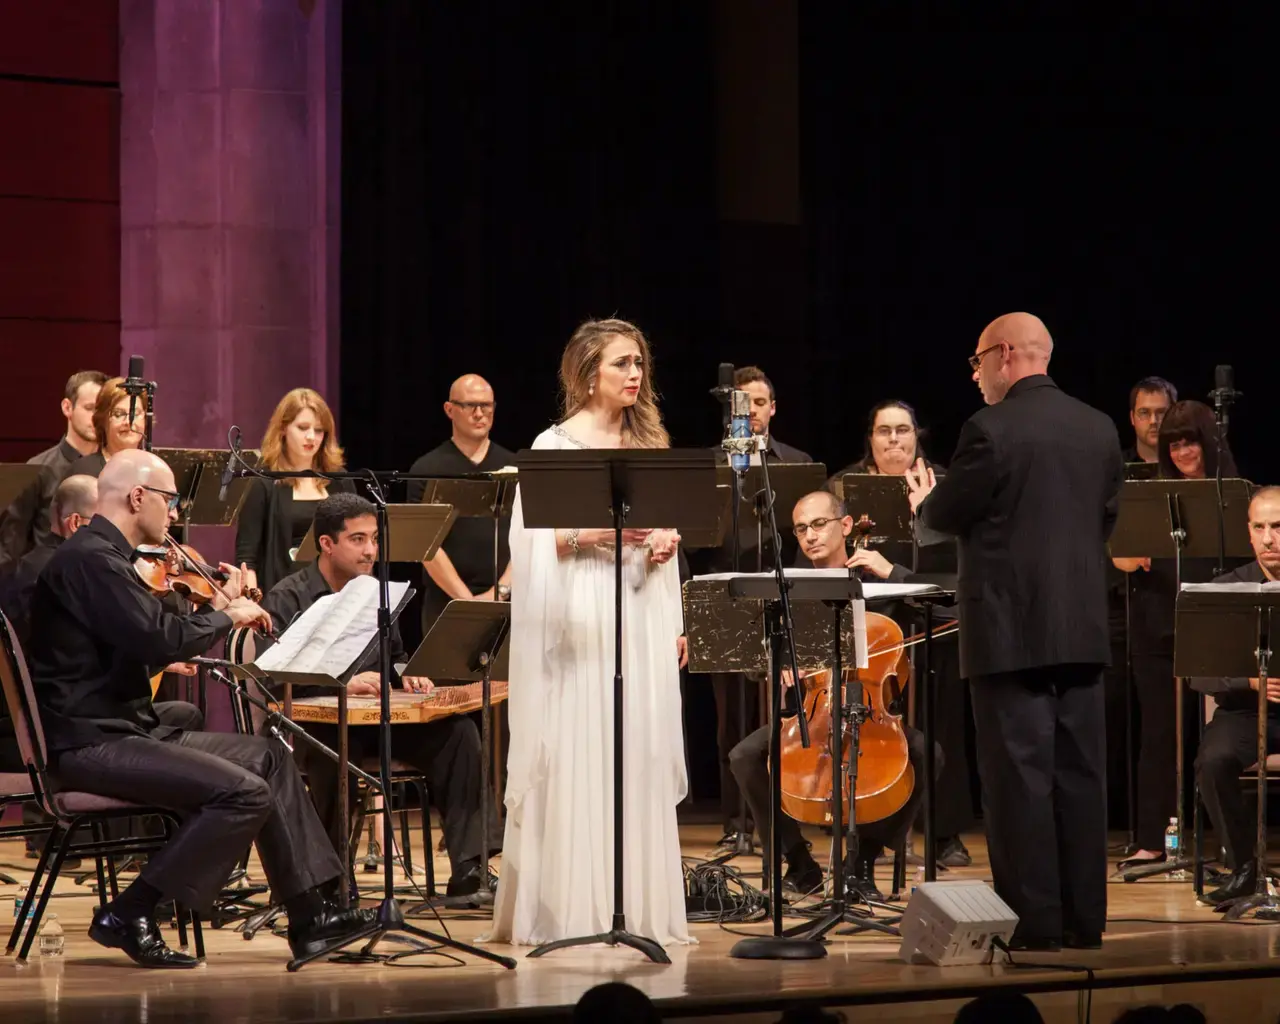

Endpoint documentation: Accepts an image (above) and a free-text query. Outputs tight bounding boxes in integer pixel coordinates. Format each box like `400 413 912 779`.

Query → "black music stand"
904 579 958 885
713 462 826 859
152 447 254 531
0 464 42 513
1176 586 1280 921
401 600 510 914
1111 479 1253 890
517 448 719 965
841 474 914 551
416 473 517 829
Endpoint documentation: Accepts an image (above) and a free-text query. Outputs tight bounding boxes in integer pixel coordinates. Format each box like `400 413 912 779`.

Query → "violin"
133 537 263 605
777 514 916 826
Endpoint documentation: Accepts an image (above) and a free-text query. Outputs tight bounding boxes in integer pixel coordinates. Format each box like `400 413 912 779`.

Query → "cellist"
728 490 938 900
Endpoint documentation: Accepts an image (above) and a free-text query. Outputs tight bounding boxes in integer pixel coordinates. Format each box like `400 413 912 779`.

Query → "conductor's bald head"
97 449 178 547
971 312 1054 406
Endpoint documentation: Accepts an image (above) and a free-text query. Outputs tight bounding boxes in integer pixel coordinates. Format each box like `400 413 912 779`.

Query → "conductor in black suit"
905 312 1123 951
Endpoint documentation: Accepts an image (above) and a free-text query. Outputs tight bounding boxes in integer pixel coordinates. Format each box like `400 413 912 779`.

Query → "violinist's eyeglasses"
451 401 495 413
793 517 840 538
142 486 181 511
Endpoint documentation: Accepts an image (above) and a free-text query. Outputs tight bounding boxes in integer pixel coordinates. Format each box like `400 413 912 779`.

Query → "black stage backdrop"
341 5 1265 808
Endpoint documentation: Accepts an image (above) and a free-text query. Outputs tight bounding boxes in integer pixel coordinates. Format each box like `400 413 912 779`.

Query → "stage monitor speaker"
897 881 1018 966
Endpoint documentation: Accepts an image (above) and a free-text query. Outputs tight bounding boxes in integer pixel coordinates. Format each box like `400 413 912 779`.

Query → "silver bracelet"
566 528 581 555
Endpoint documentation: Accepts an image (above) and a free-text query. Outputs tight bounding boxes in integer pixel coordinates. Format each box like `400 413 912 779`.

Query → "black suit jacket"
918 375 1123 679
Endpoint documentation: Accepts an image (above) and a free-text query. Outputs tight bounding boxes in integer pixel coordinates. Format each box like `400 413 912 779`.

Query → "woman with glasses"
825 400 976 869
234 388 353 597
61 377 148 480
1112 399 1242 870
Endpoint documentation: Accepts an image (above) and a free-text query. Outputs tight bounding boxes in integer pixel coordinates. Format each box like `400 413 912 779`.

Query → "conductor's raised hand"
904 457 936 514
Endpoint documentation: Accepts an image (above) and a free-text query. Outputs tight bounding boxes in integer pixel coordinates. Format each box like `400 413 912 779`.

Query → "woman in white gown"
488 318 693 947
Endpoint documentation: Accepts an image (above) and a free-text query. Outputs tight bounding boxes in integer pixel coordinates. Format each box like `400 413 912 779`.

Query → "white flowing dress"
486 425 693 947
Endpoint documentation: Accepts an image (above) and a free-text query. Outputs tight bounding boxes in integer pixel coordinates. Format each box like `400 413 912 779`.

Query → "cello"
777 516 915 826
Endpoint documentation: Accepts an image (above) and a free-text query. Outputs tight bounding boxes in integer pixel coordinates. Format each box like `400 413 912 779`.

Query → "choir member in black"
234 387 354 598
0 370 105 576
405 374 515 635
906 313 1123 950
705 365 811 847
26 450 368 968
728 490 935 898
260 493 494 898
1124 377 1176 465
1112 399 1241 869
830 400 976 866
62 375 147 479
1193 487 1280 903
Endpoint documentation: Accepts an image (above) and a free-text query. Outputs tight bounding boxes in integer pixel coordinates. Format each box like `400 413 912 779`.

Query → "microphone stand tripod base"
730 934 827 960
528 927 671 964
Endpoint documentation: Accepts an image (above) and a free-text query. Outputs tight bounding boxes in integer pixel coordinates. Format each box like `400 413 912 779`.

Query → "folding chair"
0 611 204 964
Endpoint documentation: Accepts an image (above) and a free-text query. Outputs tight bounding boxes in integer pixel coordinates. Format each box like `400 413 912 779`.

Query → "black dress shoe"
1208 863 1259 908
88 908 200 968
936 836 972 868
782 857 824 896
287 903 376 960
446 862 497 899
1063 930 1103 950
1007 931 1062 952
842 856 884 903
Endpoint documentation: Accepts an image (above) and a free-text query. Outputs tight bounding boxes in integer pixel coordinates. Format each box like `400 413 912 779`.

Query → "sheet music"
1181 582 1280 593
692 569 942 600
254 575 411 678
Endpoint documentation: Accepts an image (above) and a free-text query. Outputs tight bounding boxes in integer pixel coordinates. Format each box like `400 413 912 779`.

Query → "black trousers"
303 716 489 879
1195 707 1280 871
969 665 1107 940
1133 653 1177 851
729 723 933 865
713 673 762 832
54 730 342 914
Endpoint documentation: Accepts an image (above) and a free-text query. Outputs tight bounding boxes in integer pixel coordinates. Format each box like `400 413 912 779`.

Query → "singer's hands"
224 596 272 633
1113 557 1151 573
904 457 936 513
677 635 688 669
846 549 894 579
646 530 680 564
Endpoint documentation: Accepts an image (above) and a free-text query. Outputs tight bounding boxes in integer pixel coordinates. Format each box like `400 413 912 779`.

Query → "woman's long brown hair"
559 319 670 449
258 388 345 484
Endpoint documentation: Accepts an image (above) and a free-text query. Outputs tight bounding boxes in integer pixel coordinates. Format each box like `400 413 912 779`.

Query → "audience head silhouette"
953 991 1045 1023
572 982 661 1024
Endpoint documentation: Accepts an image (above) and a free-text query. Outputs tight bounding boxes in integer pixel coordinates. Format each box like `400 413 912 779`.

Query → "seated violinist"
26 450 371 968
729 490 938 899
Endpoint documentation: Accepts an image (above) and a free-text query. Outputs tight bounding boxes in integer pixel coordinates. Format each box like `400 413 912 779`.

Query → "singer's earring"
588 385 594 396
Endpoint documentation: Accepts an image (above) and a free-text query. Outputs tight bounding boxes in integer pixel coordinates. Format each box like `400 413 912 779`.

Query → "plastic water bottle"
1165 817 1188 880
38 914 64 957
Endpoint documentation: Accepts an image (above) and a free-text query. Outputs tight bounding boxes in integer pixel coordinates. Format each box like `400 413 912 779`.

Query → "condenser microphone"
125 354 144 427
710 362 735 400
721 389 755 474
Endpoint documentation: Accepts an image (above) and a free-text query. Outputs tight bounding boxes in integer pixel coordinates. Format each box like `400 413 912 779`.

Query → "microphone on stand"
710 361 735 402
218 446 237 504
124 354 145 428
725 389 754 475
1209 364 1239 428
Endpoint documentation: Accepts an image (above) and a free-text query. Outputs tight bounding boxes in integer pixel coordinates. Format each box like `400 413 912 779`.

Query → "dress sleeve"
503 430 567 814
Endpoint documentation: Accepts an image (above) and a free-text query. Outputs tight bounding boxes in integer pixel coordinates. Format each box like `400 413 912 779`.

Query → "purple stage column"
120 0 341 728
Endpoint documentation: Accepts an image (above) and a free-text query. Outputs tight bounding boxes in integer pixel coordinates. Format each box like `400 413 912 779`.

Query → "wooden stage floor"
3 822 1280 1023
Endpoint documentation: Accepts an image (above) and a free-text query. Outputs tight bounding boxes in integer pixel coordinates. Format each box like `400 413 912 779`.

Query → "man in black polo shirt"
406 374 515 634
261 492 493 898
1194 486 1280 904
0 370 106 576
